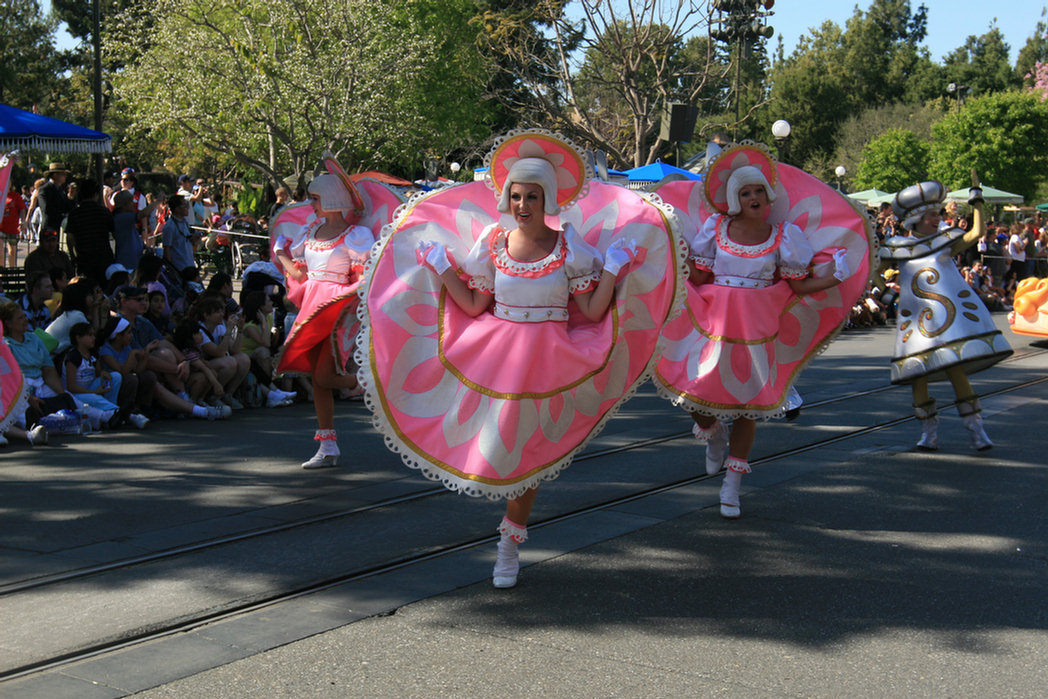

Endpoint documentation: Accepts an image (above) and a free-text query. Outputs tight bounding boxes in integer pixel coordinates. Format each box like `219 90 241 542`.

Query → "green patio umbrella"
945 185 1023 205
848 188 896 206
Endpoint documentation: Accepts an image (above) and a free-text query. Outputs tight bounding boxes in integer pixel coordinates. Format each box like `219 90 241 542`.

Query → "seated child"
63 321 121 430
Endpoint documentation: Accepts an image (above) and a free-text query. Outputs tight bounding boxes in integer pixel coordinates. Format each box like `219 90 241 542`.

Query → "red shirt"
1 190 27 235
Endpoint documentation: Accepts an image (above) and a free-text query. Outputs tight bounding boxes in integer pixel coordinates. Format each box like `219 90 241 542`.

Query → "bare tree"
479 0 721 167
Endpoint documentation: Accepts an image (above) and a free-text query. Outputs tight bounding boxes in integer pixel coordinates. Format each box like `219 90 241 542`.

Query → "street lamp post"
771 119 791 165
835 165 847 193
947 82 969 112
711 0 776 140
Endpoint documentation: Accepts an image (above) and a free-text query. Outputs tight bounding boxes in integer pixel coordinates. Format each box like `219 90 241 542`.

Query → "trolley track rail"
3 357 1046 683
8 344 1046 597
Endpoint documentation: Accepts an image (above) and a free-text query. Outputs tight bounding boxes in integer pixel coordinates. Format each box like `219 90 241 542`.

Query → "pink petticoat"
276 278 359 375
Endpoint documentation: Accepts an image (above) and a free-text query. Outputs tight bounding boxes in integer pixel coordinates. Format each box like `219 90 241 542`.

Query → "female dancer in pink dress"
275 172 373 469
359 130 684 588
655 144 873 519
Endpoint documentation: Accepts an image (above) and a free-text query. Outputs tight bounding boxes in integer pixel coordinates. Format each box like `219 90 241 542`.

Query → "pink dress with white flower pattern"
358 179 684 500
655 213 819 419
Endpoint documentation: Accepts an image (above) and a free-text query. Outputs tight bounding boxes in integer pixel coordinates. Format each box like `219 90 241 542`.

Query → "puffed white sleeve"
288 224 310 260
461 223 497 294
563 223 603 294
778 222 815 279
689 215 719 272
343 225 375 278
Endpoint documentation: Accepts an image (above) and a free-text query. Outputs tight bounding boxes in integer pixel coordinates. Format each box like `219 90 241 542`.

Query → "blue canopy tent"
0 103 112 154
623 161 701 182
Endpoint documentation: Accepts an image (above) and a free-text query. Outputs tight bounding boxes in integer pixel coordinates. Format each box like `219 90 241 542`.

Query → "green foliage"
0 0 62 106
1015 14 1048 87
941 24 1021 97
768 1 951 168
929 91 1048 200
854 129 929 191
112 0 492 184
235 180 265 218
830 101 946 182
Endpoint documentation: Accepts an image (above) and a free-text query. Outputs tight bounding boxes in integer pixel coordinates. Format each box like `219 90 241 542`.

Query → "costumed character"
1009 277 1048 338
357 130 685 588
654 142 874 518
272 155 403 469
882 180 1011 451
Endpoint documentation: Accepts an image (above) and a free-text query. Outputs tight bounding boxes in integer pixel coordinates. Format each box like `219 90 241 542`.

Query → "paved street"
1 315 1046 698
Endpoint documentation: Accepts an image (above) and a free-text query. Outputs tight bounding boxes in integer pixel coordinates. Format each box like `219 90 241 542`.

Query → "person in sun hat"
653 141 874 519
883 180 1011 452
358 129 684 588
39 162 73 235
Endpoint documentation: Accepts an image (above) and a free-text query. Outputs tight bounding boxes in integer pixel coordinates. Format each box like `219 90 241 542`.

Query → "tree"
112 0 492 184
765 0 938 169
0 0 62 107
477 0 719 168
929 91 1048 200
941 24 1020 98
1015 13 1048 88
854 128 929 192
830 101 945 183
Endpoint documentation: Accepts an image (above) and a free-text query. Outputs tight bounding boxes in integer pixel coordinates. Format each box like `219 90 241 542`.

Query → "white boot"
301 429 340 469
914 401 938 451
962 413 993 451
719 457 750 519
693 420 730 475
493 517 527 588
916 417 939 451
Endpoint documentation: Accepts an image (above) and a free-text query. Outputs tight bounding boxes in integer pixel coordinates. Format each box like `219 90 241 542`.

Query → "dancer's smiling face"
509 182 544 227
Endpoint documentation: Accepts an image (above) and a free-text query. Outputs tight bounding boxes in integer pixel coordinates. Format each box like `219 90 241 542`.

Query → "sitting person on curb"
63 321 149 430
172 319 227 406
0 300 77 436
99 315 158 425
45 277 108 354
19 271 54 332
191 294 249 409
111 285 230 420
239 289 297 407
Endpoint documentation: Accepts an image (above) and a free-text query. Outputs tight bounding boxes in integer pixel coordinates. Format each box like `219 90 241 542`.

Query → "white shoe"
266 389 296 408
301 452 338 469
492 537 520 588
27 425 48 446
128 413 150 429
301 442 337 469
200 405 230 421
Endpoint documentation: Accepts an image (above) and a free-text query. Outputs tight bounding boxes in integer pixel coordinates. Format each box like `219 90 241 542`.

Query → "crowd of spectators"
1 164 304 447
6 163 1047 444
854 202 1048 329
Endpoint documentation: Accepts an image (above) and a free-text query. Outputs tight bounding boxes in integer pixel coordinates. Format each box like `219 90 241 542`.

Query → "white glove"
416 240 451 274
832 249 850 282
604 238 640 275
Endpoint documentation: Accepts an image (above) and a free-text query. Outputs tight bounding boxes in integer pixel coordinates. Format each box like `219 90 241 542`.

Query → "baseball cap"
121 167 135 177
114 285 149 300
105 262 131 280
